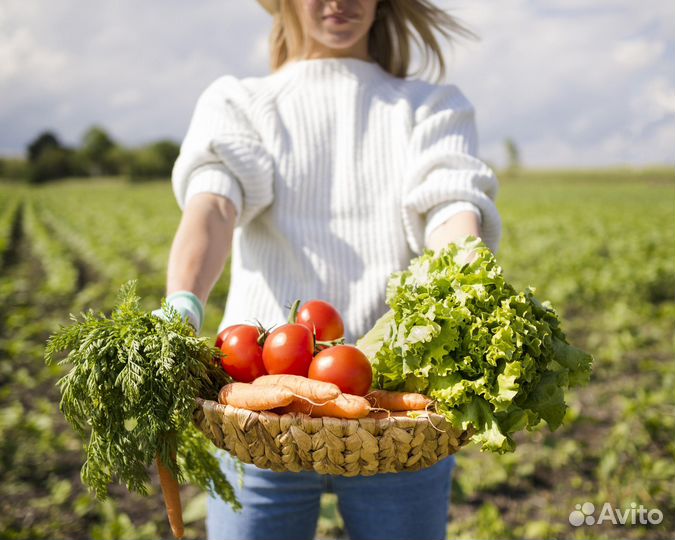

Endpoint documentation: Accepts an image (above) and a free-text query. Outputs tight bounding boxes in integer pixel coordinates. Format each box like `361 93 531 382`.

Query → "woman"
163 1 501 539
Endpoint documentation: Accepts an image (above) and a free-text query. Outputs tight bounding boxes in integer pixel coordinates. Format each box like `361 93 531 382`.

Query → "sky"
1 0 673 168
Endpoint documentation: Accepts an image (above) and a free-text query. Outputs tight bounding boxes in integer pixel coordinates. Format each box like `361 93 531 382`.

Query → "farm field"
0 168 673 539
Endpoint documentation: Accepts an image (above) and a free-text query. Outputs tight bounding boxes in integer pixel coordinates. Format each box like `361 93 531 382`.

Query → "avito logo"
569 502 663 527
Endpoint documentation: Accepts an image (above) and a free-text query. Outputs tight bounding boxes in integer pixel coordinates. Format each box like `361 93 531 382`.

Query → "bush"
127 140 179 182
80 126 119 176
28 147 74 183
0 158 29 181
27 132 61 163
25 130 82 183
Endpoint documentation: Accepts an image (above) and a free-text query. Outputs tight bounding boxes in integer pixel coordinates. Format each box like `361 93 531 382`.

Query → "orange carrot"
218 382 294 410
156 455 184 539
279 393 370 419
252 374 340 402
365 389 432 411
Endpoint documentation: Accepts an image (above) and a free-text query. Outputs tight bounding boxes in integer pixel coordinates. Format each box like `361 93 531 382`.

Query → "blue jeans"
207 453 457 540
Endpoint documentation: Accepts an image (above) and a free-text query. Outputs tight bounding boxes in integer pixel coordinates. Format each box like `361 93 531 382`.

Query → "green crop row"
0 196 21 265
0 171 673 539
22 200 79 298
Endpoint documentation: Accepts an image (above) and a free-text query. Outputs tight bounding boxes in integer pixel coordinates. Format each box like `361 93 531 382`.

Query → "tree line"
0 127 523 184
0 126 180 183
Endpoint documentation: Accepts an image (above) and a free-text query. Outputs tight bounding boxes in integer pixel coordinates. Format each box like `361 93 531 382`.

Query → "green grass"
0 168 673 539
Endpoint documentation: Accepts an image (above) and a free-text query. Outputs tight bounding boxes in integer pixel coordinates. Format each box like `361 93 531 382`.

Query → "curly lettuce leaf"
356 237 593 453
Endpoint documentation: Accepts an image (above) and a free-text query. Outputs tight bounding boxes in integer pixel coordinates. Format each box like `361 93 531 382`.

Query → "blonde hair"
268 0 476 80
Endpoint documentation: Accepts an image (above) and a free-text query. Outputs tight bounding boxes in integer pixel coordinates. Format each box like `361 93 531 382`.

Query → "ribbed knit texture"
172 58 501 342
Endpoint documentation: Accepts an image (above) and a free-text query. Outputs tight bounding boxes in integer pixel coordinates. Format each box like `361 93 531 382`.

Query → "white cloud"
0 27 68 82
0 0 273 150
613 39 665 70
640 78 675 116
110 89 142 109
437 0 675 167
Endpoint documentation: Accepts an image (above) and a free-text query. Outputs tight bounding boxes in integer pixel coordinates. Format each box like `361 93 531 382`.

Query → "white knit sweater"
172 57 501 342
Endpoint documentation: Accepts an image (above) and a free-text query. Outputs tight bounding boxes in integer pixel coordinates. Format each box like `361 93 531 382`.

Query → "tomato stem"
287 299 302 324
252 319 270 347
314 337 345 354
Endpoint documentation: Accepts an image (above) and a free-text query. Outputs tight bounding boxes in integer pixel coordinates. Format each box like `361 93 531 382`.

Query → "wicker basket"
194 397 473 476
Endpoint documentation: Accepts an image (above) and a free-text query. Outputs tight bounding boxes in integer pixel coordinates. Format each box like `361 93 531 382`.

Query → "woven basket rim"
195 396 473 437
194 397 475 475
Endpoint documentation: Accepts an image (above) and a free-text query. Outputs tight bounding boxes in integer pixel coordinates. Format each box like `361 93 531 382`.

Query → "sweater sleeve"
172 76 274 226
402 85 501 254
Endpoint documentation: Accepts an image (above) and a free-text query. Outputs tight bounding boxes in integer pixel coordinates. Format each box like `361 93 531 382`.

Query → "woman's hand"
426 210 481 262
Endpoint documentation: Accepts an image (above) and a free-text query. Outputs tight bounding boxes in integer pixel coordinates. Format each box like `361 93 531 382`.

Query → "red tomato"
219 325 267 383
262 324 314 376
215 324 239 349
308 344 372 396
296 300 344 341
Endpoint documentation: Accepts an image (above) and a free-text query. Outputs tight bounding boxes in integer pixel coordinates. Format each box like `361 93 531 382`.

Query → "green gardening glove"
152 291 204 334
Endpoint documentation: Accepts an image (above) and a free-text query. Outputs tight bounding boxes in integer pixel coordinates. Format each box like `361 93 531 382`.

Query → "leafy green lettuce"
356 238 592 453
